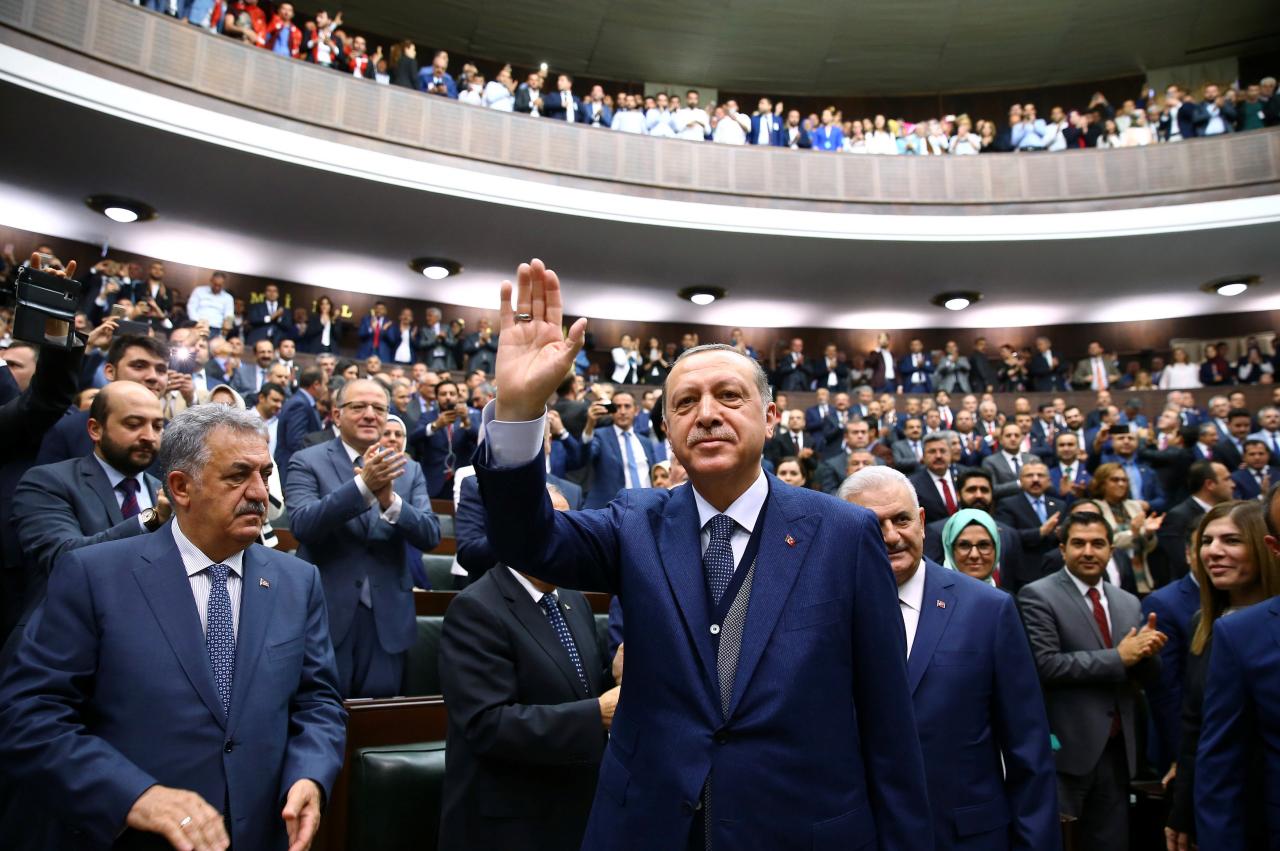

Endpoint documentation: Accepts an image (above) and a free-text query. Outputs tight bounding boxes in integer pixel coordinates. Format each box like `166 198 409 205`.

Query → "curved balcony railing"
4 0 1280 211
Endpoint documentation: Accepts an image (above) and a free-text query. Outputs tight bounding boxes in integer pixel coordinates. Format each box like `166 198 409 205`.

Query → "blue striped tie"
206 563 236 716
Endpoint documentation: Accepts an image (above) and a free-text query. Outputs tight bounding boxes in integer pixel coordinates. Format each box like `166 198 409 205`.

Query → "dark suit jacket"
981 452 1038 501
1156 497 1207 585
245 301 287 346
455 470 583 580
301 424 340 448
582 425 658 509
356 315 393 360
867 349 895 390
296 314 344 354
907 468 953 526
1025 352 1059 392
34 408 92 467
1139 574 1200 773
995 492 1065 586
1038 547 1136 596
287 439 441 656
1017 569 1160 779
463 333 499 377
764 430 812 470
0 527 346 850
968 351 997 392
774 351 809 391
11 456 161 615
438 566 609 851
541 91 582 122
474 450 931 849
1213 438 1244 472
274 390 323 484
1230 466 1278 501
1195 598 1280 849
806 359 849 394
1047 464 1092 507
909 562 1059 850
896 353 934 392
408 411 481 498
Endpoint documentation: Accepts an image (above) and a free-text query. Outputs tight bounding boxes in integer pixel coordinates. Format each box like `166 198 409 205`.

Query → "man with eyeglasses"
287 378 441 697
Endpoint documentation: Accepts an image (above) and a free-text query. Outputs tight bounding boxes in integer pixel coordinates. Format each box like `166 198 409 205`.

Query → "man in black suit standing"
1213 408 1253 471
968 336 997 393
907 432 958 525
1230 440 1280 500
1155 460 1233 585
439 485 617 850
245 283 288 346
764 408 815 473
995 460 1065 587
1027 336 1063 392
923 468 1021 589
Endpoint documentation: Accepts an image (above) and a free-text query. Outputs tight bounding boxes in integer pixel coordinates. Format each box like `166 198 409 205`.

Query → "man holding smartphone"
580 390 656 508
408 380 478 498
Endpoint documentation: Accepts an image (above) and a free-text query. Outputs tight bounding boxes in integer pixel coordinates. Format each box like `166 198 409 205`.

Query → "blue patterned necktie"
704 514 737 607
206 563 236 716
1033 496 1047 523
539 593 589 693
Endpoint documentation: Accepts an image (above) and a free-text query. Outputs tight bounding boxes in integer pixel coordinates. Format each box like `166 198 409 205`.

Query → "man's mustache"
687 426 737 446
235 500 267 518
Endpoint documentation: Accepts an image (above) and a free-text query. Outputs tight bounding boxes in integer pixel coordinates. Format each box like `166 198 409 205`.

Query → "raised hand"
494 259 587 422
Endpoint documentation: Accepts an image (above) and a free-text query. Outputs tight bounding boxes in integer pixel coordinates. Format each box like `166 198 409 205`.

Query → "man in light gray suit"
1017 510 1166 851
287 378 441 697
982 422 1039 500
890 416 925 473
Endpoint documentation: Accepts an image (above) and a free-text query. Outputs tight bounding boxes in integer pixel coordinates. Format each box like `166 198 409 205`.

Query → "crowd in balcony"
138 0 1280 153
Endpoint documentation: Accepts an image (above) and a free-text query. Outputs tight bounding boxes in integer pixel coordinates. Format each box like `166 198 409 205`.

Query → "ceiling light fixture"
84 194 156 223
930 291 982 311
408 257 463 280
1200 275 1259 297
678 286 725 306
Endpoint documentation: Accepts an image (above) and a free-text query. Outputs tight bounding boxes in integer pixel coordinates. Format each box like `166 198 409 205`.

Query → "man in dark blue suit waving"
473 259 929 850
844 467 1059 851
0 404 346 850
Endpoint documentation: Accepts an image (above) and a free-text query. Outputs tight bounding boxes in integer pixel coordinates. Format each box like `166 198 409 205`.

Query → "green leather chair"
348 741 447 851
404 616 445 696
421 554 456 590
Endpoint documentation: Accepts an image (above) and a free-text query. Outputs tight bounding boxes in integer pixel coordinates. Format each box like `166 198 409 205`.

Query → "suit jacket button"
714 730 729 745
709 624 720 635
681 801 694 815
224 741 234 753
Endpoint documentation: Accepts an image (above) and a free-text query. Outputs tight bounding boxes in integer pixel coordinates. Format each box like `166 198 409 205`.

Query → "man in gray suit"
1018 510 1166 851
287 378 441 697
890 416 925 472
982 422 1039 500
6 382 169 657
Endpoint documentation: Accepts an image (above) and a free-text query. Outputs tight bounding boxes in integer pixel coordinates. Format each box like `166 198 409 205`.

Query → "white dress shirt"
93 453 155 530
712 112 750 145
483 80 515 111
898 561 926 657
878 348 895 380
674 107 710 141
172 517 244 638
508 567 557 603
394 326 414 363
615 427 652 488
788 430 805 452
930 470 955 507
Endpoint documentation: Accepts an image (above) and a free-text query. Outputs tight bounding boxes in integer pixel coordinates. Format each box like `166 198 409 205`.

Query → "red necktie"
1088 587 1122 736
372 317 383 349
1087 587 1112 646
940 478 957 514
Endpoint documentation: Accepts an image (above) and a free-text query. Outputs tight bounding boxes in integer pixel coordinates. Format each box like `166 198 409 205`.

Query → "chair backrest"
404 616 445 696
349 741 447 851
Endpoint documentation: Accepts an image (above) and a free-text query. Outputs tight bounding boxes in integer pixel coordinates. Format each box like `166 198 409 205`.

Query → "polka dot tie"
704 514 736 607
540 593 588 693
206 563 236 716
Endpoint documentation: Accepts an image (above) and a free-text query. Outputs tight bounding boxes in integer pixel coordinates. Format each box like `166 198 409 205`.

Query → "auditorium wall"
3 225 1270 362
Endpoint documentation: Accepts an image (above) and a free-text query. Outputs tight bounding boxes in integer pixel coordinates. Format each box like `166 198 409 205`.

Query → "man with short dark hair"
1155 460 1233 584
995 461 1065 579
890 416 926 473
922 468 1023 587
0 342 37 395
814 419 874 494
1049 432 1091 505
981 422 1038 500
1214 407 1253 469
275 367 328 484
231 339 276 399
1230 439 1280 500
542 73 582 123
288 378 441 697
246 283 288 346
579 390 656 508
35 335 168 466
1018 512 1165 851
409 380 479 499
908 432 958 524
7 382 168 657
252 381 286 456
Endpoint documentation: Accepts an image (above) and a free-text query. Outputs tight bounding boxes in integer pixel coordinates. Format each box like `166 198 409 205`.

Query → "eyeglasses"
341 402 389 416
953 540 995 556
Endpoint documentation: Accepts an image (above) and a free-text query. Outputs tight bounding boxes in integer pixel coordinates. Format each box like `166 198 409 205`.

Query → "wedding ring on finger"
515 313 533 322
179 816 193 829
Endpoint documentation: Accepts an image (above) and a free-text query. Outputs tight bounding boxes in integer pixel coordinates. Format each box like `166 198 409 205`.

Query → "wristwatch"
140 508 163 532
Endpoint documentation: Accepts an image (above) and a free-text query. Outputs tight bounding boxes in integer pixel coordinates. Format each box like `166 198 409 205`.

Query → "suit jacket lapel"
327 440 373 533
1267 598 1280 652
655 483 719 703
727 478 816 719
80 456 124 526
1059 569 1106 648
908 562 954 694
497 568 590 698
226 547 278 737
133 526 227 727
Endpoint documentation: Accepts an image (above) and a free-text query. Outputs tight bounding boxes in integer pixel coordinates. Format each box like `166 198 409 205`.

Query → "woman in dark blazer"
299 295 345 354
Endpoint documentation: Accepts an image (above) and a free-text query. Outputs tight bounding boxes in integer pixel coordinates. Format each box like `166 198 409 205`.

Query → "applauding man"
472 260 929 849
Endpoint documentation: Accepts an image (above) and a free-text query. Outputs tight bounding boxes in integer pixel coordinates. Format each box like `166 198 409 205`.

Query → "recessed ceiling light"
84 194 156 223
678 286 725 305
930 291 981 311
1200 275 1260 297
408 257 463 279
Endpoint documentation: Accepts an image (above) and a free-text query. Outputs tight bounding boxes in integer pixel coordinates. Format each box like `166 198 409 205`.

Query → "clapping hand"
1118 613 1167 666
494 259 587 422
359 444 406 509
